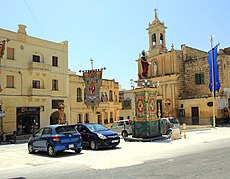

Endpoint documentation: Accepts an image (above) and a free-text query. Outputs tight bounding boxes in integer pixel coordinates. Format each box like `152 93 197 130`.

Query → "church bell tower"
147 9 167 56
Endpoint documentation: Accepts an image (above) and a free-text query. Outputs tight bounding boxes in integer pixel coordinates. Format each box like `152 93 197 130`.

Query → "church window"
160 34 164 45
152 34 156 46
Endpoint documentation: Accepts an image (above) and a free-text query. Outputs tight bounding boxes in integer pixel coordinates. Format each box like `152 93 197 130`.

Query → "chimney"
17 24 27 35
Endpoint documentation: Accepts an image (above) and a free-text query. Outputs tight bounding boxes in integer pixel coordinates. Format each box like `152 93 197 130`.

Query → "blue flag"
208 44 220 92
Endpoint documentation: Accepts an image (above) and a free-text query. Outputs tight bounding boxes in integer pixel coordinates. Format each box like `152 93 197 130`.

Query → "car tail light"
53 135 60 142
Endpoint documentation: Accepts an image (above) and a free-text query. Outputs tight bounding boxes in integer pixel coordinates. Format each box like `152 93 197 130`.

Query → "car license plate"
112 140 118 143
69 144 74 148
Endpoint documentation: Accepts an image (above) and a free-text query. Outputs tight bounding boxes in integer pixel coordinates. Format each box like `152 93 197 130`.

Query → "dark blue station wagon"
75 123 120 150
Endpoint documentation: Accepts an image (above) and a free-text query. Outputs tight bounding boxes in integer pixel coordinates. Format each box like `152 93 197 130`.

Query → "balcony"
28 62 51 72
29 88 51 96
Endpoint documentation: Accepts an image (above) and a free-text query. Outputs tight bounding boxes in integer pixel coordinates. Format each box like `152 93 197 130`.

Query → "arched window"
104 92 108 102
160 34 164 45
77 88 82 102
101 92 104 102
114 92 117 102
152 33 156 46
109 90 113 102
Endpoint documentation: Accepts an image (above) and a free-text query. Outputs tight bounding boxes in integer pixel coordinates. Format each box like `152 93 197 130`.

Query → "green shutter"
195 73 198 84
201 73 204 84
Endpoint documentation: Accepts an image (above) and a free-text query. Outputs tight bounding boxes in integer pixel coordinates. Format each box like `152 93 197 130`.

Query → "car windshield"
56 126 76 134
86 124 108 132
169 118 179 124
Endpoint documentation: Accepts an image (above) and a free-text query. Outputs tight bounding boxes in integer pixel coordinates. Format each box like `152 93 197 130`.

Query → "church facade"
135 9 230 125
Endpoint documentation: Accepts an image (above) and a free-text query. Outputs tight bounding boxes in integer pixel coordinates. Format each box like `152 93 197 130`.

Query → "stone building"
119 89 134 120
0 25 122 134
0 24 69 134
69 71 121 127
121 9 230 125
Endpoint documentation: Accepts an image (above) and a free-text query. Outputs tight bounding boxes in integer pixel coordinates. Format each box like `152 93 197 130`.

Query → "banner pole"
210 35 216 128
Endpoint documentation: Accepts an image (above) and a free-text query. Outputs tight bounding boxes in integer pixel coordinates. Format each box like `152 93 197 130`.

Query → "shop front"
17 107 40 135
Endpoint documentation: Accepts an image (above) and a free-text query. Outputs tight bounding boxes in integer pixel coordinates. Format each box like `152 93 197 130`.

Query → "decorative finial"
154 8 158 20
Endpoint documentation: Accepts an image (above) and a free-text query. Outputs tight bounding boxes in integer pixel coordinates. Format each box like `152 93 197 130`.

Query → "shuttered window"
7 75 14 88
7 47 14 60
195 73 204 84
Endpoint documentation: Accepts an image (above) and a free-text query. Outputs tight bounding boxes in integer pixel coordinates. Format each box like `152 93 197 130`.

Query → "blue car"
75 123 120 150
28 125 82 157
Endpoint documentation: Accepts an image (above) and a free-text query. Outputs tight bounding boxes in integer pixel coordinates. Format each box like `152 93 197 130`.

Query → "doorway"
191 107 199 125
17 108 40 135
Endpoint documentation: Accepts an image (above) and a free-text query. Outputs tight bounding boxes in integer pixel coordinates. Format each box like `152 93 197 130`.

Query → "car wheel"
90 140 98 150
48 145 56 157
9 136 16 144
28 143 35 154
166 130 172 135
75 148 82 154
122 131 128 138
111 145 117 149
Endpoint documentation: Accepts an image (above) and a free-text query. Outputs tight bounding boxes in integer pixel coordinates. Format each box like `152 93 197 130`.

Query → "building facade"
121 9 230 125
69 71 121 127
0 24 69 134
0 25 122 134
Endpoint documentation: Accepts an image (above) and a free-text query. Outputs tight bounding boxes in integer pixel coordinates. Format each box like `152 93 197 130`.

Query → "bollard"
183 123 186 139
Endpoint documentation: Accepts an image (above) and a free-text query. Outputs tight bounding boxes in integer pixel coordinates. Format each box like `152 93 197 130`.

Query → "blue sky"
1 0 230 89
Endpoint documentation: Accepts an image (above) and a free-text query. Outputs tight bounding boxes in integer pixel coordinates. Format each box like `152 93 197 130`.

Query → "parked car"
75 123 120 150
160 117 181 135
110 119 132 138
168 117 181 129
28 125 82 157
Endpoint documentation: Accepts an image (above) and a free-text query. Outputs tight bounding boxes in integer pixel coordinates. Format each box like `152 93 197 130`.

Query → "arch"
160 34 164 45
104 92 108 102
50 111 66 125
101 92 104 102
152 33 156 46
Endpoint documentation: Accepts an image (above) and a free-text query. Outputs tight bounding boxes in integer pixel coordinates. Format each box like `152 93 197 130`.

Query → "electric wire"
23 0 46 38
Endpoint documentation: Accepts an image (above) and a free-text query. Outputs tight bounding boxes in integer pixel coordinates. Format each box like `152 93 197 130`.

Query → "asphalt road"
0 128 230 179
